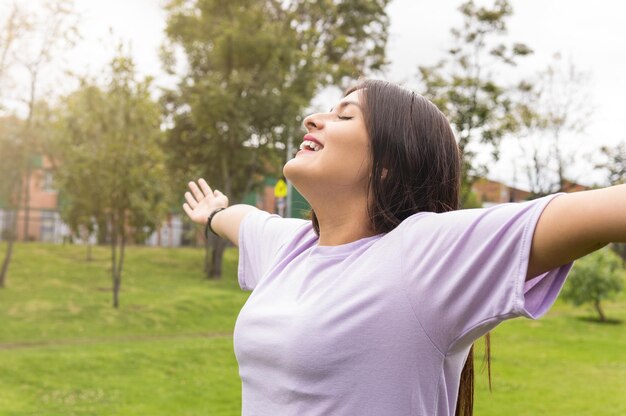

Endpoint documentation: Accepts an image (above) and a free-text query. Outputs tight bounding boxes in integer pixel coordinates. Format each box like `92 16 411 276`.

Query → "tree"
0 0 79 288
16 0 80 242
511 54 592 197
417 0 532 206
0 2 29 288
595 142 626 264
561 249 624 322
596 142 626 186
162 0 390 277
0 2 29 106
55 54 170 308
0 116 23 287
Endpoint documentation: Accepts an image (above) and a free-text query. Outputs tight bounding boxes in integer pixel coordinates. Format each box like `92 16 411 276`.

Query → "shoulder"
392 195 561 239
241 210 313 246
244 209 309 228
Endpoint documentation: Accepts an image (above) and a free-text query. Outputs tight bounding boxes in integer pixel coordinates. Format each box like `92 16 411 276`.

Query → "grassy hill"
0 243 247 416
0 242 625 415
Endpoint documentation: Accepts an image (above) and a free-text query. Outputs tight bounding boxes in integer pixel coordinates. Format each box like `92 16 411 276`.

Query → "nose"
303 113 324 132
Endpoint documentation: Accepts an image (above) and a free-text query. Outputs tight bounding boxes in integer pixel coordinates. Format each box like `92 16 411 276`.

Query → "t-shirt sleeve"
400 194 574 354
237 209 308 291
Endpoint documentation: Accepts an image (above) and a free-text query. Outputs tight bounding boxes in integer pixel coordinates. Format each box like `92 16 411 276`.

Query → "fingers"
184 192 198 208
188 180 205 202
182 202 193 217
185 179 228 211
198 178 213 195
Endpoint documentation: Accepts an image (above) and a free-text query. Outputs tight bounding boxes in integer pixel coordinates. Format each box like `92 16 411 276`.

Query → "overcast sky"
386 0 626 187
7 0 626 188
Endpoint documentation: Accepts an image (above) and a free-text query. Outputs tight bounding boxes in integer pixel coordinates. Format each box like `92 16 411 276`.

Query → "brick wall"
14 156 59 241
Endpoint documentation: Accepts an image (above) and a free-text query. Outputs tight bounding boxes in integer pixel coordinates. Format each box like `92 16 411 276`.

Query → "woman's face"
283 90 371 195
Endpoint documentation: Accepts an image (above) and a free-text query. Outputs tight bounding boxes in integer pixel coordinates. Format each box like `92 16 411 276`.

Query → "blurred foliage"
510 55 593 197
0 2 28 109
596 142 626 263
462 189 482 209
0 0 79 288
418 0 532 207
597 142 626 186
53 52 169 307
0 116 22 213
161 0 389 200
562 248 624 322
161 0 390 276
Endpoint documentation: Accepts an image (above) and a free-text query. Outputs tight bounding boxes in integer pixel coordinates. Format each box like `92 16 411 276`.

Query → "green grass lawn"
0 242 248 416
1 242 625 415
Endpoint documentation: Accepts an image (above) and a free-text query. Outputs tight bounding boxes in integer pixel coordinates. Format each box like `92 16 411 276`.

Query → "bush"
561 248 624 322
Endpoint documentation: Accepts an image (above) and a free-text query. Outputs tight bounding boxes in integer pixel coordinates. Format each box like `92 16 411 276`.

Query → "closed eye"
338 115 353 120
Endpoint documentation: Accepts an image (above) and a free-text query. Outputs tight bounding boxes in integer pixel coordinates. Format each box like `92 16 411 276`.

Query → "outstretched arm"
182 178 258 247
527 184 626 280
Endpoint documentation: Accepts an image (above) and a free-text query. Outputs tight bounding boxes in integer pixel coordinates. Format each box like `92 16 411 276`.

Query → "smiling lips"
299 135 324 152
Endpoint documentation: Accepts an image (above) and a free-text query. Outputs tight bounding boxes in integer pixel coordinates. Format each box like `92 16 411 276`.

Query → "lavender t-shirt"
234 194 572 416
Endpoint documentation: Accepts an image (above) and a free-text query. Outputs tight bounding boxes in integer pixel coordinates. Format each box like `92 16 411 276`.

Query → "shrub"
561 248 624 322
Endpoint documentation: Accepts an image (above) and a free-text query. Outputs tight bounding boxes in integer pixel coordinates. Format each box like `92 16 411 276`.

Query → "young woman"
182 79 625 416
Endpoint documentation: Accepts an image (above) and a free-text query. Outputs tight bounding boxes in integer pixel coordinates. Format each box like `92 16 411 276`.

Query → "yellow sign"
274 179 287 198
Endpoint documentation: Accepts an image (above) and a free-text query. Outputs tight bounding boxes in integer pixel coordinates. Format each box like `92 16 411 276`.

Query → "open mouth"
299 140 323 152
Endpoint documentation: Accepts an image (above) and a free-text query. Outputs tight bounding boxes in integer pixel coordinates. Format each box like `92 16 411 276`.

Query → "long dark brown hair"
311 79 490 416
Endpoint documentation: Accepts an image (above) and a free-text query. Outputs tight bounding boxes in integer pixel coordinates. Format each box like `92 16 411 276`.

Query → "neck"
311 193 377 246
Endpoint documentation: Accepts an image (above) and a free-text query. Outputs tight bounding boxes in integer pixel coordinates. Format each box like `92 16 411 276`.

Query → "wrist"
205 206 228 239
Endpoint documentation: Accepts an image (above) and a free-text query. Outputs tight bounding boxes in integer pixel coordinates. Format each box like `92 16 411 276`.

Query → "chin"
283 159 301 186
283 159 317 198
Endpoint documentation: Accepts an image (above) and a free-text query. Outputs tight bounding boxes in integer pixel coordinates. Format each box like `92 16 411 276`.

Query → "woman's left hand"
182 178 229 225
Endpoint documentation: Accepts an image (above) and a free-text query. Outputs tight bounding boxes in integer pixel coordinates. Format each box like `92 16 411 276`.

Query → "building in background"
145 213 184 247
471 178 531 207
472 178 589 207
0 163 311 247
0 155 69 243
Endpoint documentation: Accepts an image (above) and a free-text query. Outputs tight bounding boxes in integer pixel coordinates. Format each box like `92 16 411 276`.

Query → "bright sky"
6 0 626 188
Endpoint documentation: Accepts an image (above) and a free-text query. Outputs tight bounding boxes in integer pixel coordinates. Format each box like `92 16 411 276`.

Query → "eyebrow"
330 101 362 112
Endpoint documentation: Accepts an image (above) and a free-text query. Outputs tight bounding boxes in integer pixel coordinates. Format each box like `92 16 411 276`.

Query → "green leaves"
418 0 532 207
0 116 23 211
561 248 624 322
162 0 390 202
55 55 169 243
160 0 389 276
597 143 626 186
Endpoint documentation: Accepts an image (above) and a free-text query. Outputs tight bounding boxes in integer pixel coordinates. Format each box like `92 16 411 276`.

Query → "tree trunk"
221 157 233 197
22 68 38 242
210 237 226 279
0 205 20 288
204 236 212 275
241 151 258 198
112 242 123 308
22 164 31 241
111 226 118 308
0 214 15 287
594 299 606 322
81 226 93 261
97 216 108 244
111 214 127 309
204 232 226 279
113 271 121 308
202 156 233 279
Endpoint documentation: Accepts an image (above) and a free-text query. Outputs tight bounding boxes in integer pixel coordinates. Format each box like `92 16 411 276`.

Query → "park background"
1 0 626 415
